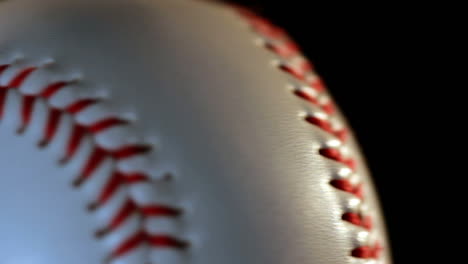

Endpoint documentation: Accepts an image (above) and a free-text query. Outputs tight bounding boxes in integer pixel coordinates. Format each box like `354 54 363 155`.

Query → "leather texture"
0 0 390 263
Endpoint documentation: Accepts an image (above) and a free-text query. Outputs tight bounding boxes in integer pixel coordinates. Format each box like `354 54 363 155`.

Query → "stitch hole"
161 172 174 182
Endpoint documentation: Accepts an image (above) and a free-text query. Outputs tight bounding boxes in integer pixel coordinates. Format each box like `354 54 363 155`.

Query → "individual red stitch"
96 199 138 237
40 81 69 99
111 145 152 160
305 115 333 132
109 231 188 261
140 205 182 217
330 179 363 199
320 101 336 115
266 41 300 58
88 117 128 134
109 231 146 259
279 60 313 81
333 129 348 142
74 147 108 186
7 67 37 88
294 89 319 104
147 234 188 249
319 148 357 171
62 124 87 163
342 212 373 230
294 89 337 116
0 90 6 119
308 78 326 93
113 231 147 260
305 115 348 141
0 65 10 118
39 108 62 147
352 243 382 259
18 95 36 133
121 172 151 183
0 64 8 74
66 98 100 114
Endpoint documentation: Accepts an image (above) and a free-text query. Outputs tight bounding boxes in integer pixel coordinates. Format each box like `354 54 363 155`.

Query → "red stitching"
319 148 357 171
40 81 70 98
234 6 383 261
66 98 100 114
0 90 6 118
352 243 383 259
0 63 187 261
330 179 364 199
108 231 188 262
19 95 36 133
294 89 336 115
279 60 313 80
309 77 326 93
342 212 373 230
8 67 37 88
265 41 300 58
89 172 149 210
305 115 348 141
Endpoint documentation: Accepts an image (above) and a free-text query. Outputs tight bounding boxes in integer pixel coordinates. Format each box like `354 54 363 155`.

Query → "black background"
226 1 438 263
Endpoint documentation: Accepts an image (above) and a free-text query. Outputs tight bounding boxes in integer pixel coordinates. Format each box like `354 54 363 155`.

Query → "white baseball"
0 0 390 263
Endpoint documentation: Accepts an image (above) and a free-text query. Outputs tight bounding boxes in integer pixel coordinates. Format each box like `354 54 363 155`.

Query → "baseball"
0 0 390 263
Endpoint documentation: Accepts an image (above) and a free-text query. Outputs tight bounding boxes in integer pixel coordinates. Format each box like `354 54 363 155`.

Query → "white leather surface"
0 0 390 263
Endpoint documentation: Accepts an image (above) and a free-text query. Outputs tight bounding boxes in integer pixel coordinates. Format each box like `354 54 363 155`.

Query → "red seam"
352 243 383 259
342 212 373 230
108 231 188 261
233 8 383 260
0 63 187 260
279 60 313 81
0 90 6 119
309 78 326 93
330 179 364 199
265 41 300 58
40 81 70 99
19 95 36 133
305 115 348 141
66 98 100 114
92 171 150 209
88 117 129 133
319 148 357 171
7 67 37 88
